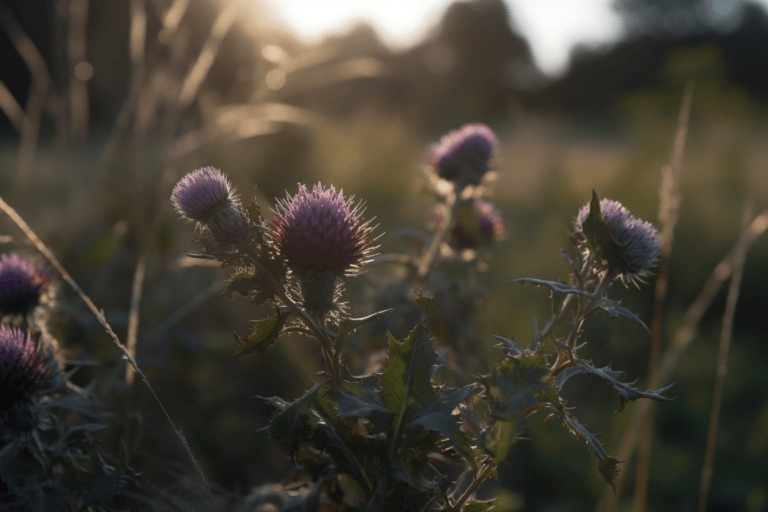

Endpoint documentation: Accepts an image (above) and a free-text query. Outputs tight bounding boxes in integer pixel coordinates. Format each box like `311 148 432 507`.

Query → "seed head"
0 327 46 411
269 183 375 274
430 123 497 184
171 167 248 242
0 254 50 315
575 198 662 279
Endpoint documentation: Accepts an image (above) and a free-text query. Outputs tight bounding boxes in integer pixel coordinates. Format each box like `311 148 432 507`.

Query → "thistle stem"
450 461 495 511
417 184 461 279
236 241 340 379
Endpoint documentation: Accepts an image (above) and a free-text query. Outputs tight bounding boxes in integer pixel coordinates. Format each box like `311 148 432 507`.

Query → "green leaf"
508 278 594 300
594 298 651 334
483 418 518 465
257 381 327 457
570 360 674 413
225 267 276 306
336 382 393 419
231 310 286 358
380 309 438 418
559 412 622 496
581 190 617 262
480 354 550 420
335 308 395 352
407 384 483 470
463 498 497 512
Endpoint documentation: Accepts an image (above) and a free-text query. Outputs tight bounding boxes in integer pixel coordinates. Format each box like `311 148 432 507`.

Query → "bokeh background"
1 0 768 510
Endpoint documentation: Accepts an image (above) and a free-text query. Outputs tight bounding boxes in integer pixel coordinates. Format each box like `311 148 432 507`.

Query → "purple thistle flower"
0 254 50 315
0 327 46 411
575 198 662 278
269 183 375 274
171 167 248 242
430 123 497 184
435 201 505 249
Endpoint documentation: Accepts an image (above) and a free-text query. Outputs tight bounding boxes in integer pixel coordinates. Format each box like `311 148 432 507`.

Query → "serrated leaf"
231 310 286 358
574 360 674 413
407 384 483 470
480 354 550 420
380 312 438 418
559 412 622 495
463 498 497 512
335 308 395 350
491 335 524 357
581 190 618 262
509 278 594 300
594 298 651 334
257 381 327 456
336 382 392 419
483 418 518 465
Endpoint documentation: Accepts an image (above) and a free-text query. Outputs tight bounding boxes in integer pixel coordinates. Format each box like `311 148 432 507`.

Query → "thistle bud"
0 327 46 415
171 167 249 243
429 123 497 185
0 254 50 315
439 200 504 249
574 197 662 279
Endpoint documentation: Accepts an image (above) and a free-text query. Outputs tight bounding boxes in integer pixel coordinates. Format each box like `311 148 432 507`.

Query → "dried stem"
125 253 146 385
697 201 752 512
450 461 495 511
633 80 693 512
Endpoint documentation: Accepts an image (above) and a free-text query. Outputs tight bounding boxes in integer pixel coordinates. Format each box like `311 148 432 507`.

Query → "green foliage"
231 310 286 358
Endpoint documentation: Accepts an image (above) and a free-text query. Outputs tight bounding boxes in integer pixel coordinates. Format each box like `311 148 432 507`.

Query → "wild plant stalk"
595 206 768 512
125 253 146 385
67 0 89 141
697 201 752 512
0 195 222 512
633 80 694 512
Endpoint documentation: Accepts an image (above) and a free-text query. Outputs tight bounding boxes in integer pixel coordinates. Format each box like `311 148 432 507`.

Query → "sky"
260 0 759 77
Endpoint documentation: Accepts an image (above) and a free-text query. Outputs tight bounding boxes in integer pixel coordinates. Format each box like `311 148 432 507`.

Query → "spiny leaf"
225 267 276 306
380 304 438 418
335 308 395 350
480 354 550 420
573 360 674 413
231 310 286 358
509 277 594 314
483 418 518 466
594 298 651 334
462 498 497 512
491 335 524 357
336 382 392 419
581 190 618 262
256 381 327 457
559 412 622 496
407 384 483 470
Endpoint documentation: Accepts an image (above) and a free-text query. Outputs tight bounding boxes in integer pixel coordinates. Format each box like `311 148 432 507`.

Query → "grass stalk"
697 201 752 512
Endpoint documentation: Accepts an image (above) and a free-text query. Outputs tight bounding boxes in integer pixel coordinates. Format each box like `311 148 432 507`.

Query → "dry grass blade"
177 1 240 109
126 253 147 385
633 80 694 512
697 201 753 512
0 79 24 132
0 195 221 512
67 0 90 140
595 206 768 512
0 4 54 93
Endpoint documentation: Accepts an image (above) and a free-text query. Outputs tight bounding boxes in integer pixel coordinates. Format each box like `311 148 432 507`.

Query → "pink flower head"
0 254 50 315
0 327 46 410
430 123 497 183
269 183 375 273
575 198 662 278
171 167 248 242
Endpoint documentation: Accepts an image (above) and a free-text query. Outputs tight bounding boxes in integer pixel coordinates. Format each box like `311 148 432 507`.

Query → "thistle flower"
0 327 46 412
433 201 505 249
269 183 375 274
429 123 497 184
0 254 50 315
171 167 248 243
575 198 662 279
